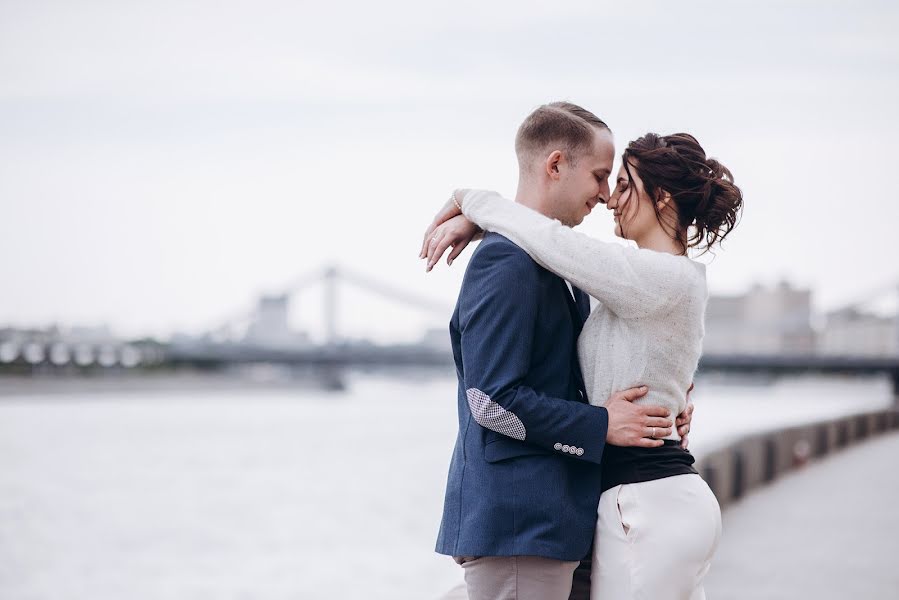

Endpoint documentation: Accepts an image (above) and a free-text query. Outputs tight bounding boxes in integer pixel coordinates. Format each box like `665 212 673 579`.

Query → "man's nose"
599 182 610 203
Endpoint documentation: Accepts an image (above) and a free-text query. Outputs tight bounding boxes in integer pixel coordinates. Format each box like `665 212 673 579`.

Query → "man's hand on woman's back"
677 383 695 450
604 386 673 448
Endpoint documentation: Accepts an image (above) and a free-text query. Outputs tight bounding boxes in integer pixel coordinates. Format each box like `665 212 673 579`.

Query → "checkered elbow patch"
466 388 526 441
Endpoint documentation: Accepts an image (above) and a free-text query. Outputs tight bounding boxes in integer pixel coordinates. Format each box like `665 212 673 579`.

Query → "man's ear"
545 150 563 180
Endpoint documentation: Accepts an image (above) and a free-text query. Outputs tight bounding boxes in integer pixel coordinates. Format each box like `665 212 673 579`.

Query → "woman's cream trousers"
591 474 722 600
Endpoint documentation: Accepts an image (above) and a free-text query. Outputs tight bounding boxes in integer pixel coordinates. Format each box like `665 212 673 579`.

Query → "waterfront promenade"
704 430 899 599
438 429 899 600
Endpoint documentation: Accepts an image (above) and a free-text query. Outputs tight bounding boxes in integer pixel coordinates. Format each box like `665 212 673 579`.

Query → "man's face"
549 127 615 227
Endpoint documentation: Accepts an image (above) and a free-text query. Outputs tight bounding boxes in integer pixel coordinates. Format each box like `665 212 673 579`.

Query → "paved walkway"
705 431 899 599
436 432 899 599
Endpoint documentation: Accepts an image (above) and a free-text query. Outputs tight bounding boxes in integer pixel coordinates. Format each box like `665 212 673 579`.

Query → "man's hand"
676 383 695 450
604 386 673 448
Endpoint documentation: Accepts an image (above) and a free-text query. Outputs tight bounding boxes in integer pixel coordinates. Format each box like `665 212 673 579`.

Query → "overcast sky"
1 0 897 342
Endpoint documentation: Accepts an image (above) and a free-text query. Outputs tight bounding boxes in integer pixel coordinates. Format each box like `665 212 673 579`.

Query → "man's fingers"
677 423 690 437
676 402 695 426
645 426 673 438
645 416 673 429
616 385 648 402
635 437 665 448
447 239 469 266
641 405 671 418
680 434 690 450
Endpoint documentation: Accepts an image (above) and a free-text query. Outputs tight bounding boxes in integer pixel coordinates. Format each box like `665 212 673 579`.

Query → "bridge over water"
163 265 899 397
3 265 898 400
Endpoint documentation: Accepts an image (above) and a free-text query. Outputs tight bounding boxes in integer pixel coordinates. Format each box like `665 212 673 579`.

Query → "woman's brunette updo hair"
622 133 742 254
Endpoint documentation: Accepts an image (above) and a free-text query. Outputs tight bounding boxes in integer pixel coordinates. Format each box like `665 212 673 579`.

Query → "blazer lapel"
573 286 590 324
562 281 584 337
560 280 589 401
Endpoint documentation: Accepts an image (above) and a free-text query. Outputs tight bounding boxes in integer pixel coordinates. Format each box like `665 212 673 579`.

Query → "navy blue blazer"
435 232 609 561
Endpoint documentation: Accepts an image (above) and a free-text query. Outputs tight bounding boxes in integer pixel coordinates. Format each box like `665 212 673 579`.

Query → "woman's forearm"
461 190 691 319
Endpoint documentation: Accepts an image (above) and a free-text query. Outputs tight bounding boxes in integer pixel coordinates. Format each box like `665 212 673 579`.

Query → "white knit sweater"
461 190 708 440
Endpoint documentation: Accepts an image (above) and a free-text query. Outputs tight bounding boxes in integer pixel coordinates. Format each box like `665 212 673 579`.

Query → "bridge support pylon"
323 266 338 347
892 368 899 410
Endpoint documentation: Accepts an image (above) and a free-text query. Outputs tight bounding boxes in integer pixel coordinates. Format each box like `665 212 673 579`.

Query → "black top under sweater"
600 439 698 492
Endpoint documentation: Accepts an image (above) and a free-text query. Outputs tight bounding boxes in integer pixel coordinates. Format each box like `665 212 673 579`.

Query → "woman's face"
606 159 659 241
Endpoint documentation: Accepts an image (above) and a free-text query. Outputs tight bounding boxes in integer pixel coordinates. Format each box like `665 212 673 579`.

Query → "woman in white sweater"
423 132 743 600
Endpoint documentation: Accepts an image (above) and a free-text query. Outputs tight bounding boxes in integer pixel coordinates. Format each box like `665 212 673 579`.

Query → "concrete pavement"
704 431 899 599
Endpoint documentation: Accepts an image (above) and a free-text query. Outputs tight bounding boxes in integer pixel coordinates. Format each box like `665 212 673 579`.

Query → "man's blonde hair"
515 101 610 168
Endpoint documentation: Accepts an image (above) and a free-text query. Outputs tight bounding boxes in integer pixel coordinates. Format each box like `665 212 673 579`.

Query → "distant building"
703 281 815 355
819 308 898 357
66 324 115 343
419 327 450 351
243 294 311 348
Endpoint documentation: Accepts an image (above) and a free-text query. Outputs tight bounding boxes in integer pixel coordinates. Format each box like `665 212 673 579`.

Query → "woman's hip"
596 474 722 564
591 474 722 599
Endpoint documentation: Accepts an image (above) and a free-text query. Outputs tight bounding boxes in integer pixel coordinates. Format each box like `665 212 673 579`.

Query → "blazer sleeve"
461 190 694 320
458 239 608 464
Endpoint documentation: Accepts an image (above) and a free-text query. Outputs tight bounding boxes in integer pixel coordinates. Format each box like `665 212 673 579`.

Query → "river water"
0 372 892 599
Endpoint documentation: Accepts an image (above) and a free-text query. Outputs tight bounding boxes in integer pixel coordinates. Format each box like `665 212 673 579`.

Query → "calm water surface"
0 373 892 599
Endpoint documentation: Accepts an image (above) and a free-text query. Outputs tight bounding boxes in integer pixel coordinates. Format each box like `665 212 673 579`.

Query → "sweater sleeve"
461 189 693 319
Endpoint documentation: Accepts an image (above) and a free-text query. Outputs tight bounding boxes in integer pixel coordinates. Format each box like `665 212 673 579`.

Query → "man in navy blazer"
427 103 692 600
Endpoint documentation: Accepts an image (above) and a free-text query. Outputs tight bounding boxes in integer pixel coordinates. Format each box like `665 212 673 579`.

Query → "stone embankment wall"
698 409 899 508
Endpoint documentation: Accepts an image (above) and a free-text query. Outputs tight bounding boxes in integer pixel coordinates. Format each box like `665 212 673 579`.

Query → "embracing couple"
419 102 743 600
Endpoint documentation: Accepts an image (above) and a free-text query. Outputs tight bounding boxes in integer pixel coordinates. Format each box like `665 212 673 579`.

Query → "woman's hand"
419 190 468 255
420 214 482 272
418 190 481 271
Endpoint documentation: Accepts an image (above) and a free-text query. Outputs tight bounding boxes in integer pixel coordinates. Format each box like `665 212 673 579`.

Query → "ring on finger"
651 427 656 438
